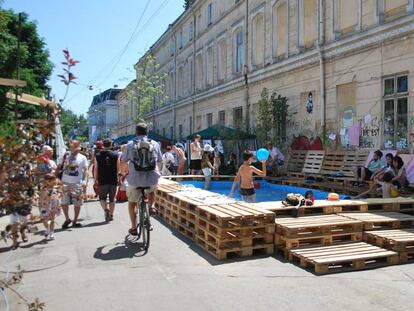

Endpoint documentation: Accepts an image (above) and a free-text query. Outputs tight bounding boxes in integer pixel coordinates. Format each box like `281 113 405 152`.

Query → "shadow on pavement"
154 216 276 266
94 236 147 260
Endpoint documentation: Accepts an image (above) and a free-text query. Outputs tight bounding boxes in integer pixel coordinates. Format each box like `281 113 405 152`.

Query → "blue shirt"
121 135 163 187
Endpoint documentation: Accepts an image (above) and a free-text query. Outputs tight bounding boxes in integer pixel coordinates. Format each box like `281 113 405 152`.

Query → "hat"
203 144 214 152
42 145 53 152
327 193 340 201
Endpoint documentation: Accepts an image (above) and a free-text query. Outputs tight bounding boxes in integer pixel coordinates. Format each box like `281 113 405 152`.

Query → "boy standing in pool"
229 152 266 203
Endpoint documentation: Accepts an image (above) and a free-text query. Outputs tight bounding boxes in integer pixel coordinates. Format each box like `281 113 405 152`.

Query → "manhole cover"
1 255 68 273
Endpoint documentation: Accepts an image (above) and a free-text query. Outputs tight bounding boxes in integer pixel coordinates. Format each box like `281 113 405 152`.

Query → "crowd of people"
9 120 408 249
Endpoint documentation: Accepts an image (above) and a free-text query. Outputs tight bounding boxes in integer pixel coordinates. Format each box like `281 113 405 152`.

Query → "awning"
187 125 256 140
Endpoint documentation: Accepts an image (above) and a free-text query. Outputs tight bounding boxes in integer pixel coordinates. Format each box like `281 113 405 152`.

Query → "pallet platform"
339 212 414 230
289 242 399 274
275 215 363 238
364 229 414 263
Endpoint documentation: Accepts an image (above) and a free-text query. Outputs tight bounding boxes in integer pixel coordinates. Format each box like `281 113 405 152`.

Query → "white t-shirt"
270 147 285 162
190 142 202 160
60 152 88 184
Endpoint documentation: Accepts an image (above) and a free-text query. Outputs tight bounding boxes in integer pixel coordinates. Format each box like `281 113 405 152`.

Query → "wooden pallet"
275 215 363 238
196 235 274 260
302 151 325 176
287 151 308 175
339 212 414 230
364 198 414 213
364 229 414 263
319 151 347 177
255 199 368 217
289 242 399 274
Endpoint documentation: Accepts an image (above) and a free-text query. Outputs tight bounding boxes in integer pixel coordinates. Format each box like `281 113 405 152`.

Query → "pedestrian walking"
120 123 163 236
38 174 61 240
58 140 89 229
190 134 202 175
94 138 119 222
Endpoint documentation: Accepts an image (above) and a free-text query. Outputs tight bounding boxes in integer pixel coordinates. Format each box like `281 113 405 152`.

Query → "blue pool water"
179 180 346 203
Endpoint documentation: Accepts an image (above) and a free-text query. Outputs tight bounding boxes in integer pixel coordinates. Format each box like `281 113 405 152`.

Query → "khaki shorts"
61 183 84 206
127 185 157 203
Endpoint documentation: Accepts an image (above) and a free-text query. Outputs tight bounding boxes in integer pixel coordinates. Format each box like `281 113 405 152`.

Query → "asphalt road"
2 199 414 311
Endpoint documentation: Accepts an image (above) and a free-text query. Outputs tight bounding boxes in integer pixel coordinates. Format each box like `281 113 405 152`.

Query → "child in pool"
229 152 266 203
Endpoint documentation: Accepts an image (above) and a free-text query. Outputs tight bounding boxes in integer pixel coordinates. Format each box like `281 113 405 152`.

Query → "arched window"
234 30 244 73
252 13 264 67
217 38 227 82
177 65 184 98
298 0 317 49
272 0 287 58
206 47 214 87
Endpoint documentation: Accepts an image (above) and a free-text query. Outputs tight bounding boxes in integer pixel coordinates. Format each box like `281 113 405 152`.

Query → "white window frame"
234 29 244 74
382 73 409 149
217 35 227 82
271 0 289 59
189 22 193 42
250 9 265 69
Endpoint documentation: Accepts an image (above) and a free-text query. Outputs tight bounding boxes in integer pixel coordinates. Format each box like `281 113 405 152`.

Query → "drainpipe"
172 31 177 140
191 8 197 134
318 0 326 139
244 0 250 133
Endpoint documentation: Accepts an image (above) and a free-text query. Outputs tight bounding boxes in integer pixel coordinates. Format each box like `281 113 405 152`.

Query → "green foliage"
128 54 167 123
255 88 289 146
59 108 88 140
0 9 53 123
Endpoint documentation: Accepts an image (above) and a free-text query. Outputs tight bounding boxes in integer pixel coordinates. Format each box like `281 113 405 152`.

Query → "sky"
3 0 184 116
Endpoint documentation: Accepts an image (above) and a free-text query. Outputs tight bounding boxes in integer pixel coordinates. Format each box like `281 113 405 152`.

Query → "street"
2 199 414 311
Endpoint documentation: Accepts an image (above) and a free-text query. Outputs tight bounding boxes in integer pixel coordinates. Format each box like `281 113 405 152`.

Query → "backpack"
132 139 157 171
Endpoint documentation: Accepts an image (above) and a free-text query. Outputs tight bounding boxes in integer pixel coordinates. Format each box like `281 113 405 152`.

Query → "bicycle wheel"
136 202 143 240
141 200 150 252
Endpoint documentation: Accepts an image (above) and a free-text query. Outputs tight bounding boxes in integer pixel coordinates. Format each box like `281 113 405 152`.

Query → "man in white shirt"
59 140 88 228
190 134 202 175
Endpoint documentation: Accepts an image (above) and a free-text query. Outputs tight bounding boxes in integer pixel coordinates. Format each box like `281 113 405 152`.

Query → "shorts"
99 184 117 202
239 188 255 196
202 168 212 177
358 167 373 180
10 213 28 225
127 185 157 203
61 183 83 206
239 188 256 203
40 208 61 220
190 159 201 170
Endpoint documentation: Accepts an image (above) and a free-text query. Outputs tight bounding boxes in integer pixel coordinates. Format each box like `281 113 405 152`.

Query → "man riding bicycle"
120 123 163 236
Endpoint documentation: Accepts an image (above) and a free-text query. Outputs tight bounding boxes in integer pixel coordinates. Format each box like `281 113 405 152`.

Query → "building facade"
88 88 121 143
134 0 414 150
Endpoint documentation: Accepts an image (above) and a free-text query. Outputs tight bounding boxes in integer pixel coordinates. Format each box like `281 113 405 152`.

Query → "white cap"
42 145 53 152
203 144 214 152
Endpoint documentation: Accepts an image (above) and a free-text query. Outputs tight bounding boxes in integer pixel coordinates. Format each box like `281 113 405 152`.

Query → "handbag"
55 152 68 180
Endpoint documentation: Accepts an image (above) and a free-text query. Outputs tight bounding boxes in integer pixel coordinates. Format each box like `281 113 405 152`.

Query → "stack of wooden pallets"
155 185 275 260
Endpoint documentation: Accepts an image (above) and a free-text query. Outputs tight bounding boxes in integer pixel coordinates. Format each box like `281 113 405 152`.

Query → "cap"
203 144 214 152
42 145 53 152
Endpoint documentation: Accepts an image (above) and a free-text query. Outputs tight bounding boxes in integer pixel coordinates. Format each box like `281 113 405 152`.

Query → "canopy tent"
113 131 172 146
186 125 256 140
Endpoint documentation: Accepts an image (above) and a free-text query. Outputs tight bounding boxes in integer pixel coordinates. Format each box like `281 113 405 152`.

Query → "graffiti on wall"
360 115 381 149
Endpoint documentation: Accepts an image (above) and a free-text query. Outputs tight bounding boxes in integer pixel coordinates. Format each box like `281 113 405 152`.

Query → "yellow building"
126 0 414 150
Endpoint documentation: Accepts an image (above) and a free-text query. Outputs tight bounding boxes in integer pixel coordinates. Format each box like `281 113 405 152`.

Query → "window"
207 113 213 127
179 31 183 49
189 116 193 132
170 126 174 140
196 115 202 130
383 74 409 149
170 40 175 57
207 3 213 26
162 128 166 137
219 110 225 125
273 1 287 57
196 53 204 90
233 107 243 126
252 14 264 67
189 22 193 41
178 124 183 140
235 31 244 73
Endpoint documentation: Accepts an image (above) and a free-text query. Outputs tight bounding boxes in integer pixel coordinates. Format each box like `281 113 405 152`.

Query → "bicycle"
134 187 152 252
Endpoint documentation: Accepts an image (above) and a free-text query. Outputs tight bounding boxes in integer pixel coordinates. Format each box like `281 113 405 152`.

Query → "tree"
0 8 53 124
128 54 167 123
255 88 289 146
59 108 88 140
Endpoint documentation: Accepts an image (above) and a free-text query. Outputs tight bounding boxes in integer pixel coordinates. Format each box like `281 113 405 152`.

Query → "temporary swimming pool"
179 180 345 203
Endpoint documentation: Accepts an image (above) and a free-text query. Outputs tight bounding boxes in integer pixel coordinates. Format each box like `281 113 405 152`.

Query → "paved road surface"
1 199 414 311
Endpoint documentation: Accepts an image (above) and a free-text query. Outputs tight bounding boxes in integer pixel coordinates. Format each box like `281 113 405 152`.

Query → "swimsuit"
239 188 255 196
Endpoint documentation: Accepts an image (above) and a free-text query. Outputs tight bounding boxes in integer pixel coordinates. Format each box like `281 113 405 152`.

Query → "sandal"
109 214 114 221
72 222 82 228
128 228 138 236
62 219 72 229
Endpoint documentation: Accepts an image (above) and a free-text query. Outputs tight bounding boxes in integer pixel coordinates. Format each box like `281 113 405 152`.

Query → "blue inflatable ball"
256 148 270 161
